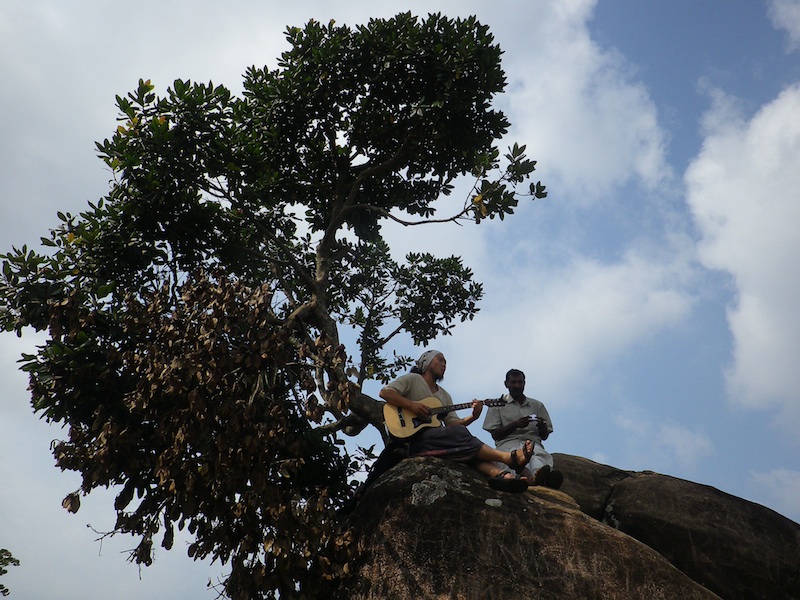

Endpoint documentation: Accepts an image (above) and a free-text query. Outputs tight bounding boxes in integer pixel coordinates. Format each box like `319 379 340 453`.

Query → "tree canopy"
0 12 544 599
0 549 20 597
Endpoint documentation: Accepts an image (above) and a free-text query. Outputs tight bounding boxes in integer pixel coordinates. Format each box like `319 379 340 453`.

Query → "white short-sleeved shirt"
482 393 553 446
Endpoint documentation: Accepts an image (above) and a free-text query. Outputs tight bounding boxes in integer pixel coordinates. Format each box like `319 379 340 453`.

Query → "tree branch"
317 392 385 439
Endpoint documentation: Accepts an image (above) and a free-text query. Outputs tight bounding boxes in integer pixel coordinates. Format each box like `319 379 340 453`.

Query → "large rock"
338 457 722 599
554 453 800 600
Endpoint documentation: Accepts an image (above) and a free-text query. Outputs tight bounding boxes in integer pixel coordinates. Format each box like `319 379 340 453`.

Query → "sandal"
488 473 528 493
509 440 534 474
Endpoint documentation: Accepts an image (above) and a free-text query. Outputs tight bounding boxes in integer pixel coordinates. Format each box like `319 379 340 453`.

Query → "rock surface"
555 453 800 600
338 457 725 599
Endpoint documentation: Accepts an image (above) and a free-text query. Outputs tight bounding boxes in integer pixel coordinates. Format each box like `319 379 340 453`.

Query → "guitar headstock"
483 398 507 408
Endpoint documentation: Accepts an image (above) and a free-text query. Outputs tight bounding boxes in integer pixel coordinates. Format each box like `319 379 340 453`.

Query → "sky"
2 0 800 598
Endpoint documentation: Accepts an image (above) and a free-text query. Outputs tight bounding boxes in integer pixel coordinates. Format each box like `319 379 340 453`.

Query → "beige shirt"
482 393 553 447
384 372 458 425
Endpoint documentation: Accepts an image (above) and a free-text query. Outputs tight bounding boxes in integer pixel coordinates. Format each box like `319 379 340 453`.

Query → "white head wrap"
415 349 442 373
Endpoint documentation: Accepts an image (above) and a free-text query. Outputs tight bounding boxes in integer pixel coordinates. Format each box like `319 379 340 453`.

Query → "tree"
0 549 19 597
0 13 545 599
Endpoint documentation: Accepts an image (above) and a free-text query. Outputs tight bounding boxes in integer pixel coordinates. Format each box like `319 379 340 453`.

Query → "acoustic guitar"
383 396 506 439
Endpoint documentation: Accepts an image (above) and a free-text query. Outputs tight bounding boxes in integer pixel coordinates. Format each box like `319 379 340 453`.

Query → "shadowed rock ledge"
554 453 800 600
335 454 800 599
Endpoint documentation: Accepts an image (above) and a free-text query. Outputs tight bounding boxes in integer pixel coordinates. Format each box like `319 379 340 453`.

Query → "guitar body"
383 396 505 439
383 397 446 439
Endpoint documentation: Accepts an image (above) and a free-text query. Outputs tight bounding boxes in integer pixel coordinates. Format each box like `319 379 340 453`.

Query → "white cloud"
768 0 800 51
685 84 800 428
437 244 695 405
588 451 612 466
749 468 800 523
613 408 713 472
496 0 671 204
655 422 713 467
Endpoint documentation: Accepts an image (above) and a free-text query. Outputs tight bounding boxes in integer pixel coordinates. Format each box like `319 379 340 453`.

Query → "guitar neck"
429 401 480 415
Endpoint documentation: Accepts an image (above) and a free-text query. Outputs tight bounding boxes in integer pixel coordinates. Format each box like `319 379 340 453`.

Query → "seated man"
482 368 563 489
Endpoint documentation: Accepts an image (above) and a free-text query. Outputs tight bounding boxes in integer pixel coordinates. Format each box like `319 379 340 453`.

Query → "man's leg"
527 444 562 488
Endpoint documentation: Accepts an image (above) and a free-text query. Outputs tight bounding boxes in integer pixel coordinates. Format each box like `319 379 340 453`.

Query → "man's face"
505 374 526 400
428 353 447 380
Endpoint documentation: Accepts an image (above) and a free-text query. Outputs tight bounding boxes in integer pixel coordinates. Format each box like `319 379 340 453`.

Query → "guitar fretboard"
428 399 505 415
429 401 476 415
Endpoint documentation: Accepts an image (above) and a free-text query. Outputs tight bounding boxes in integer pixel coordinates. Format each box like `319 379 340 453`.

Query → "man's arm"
537 417 550 441
446 399 483 428
536 403 553 441
379 386 431 417
489 415 536 441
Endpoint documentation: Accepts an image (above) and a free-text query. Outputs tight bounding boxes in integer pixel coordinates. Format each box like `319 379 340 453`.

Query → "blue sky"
2 1 799 598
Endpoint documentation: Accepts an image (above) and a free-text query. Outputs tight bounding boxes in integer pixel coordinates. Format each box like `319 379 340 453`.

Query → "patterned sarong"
407 424 484 461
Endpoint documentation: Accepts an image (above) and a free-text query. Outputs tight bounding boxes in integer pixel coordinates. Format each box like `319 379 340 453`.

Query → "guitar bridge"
411 416 433 428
